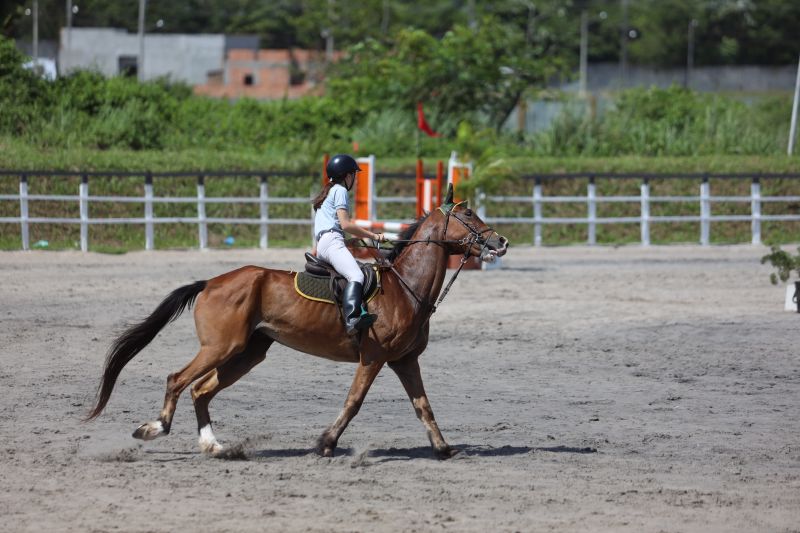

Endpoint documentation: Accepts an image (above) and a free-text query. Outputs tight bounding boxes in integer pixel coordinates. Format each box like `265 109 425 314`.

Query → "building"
59 27 225 85
194 48 336 100
57 27 334 100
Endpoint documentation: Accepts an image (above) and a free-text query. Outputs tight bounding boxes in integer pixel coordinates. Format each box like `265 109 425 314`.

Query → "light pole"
29 0 39 61
138 0 146 82
580 10 607 98
579 10 588 97
789 54 800 156
685 19 698 88
65 2 78 71
619 0 628 87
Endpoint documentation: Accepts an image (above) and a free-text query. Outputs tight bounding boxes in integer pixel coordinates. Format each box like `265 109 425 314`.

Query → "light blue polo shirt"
314 184 349 239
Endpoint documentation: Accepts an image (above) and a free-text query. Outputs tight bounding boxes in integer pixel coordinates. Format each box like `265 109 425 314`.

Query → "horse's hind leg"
388 354 457 459
132 341 243 440
317 360 384 457
191 331 273 454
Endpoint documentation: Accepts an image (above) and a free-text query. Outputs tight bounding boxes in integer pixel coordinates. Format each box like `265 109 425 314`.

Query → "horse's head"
438 184 508 262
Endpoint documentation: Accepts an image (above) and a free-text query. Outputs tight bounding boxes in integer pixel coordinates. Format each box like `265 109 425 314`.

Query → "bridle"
368 201 499 317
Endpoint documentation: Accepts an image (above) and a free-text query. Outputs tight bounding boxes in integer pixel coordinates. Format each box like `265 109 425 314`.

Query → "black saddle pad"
295 264 380 305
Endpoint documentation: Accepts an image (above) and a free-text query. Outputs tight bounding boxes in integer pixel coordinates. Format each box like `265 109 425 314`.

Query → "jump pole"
446 152 481 270
355 155 376 221
416 159 439 216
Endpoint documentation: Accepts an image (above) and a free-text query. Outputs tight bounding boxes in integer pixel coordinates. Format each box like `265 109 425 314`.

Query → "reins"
351 207 497 318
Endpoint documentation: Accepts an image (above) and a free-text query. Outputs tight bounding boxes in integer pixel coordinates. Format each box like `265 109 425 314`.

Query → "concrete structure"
565 62 798 93
59 27 224 85
194 48 336 100
505 62 798 134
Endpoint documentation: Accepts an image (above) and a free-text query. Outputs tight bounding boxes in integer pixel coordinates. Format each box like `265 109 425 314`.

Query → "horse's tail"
86 280 207 420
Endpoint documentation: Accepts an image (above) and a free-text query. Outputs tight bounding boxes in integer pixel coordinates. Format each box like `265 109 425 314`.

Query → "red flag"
416 102 440 137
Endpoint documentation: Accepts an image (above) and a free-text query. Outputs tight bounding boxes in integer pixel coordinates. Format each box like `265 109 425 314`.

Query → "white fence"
1 171 799 250
479 174 800 246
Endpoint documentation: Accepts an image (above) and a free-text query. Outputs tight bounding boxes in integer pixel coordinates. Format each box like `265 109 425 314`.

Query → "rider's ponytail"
312 182 334 211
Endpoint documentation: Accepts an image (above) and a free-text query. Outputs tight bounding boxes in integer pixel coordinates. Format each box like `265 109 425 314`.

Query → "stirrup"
346 311 377 335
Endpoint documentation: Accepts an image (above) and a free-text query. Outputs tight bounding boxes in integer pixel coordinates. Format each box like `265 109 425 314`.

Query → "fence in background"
1 170 799 250
479 173 800 246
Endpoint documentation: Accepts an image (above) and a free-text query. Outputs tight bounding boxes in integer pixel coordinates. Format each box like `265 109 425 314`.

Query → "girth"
294 252 380 305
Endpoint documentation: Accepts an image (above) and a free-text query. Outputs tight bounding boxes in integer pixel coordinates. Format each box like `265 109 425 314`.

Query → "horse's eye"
465 209 473 217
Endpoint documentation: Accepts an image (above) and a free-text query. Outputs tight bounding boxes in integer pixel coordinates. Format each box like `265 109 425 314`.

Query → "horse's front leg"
317 360 384 457
388 354 457 459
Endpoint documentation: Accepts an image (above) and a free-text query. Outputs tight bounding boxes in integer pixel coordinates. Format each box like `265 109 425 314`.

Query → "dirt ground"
1 244 799 532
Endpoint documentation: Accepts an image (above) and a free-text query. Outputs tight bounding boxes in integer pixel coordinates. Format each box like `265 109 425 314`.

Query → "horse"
86 185 508 459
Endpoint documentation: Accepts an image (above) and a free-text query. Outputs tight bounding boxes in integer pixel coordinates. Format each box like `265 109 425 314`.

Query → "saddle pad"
294 268 380 305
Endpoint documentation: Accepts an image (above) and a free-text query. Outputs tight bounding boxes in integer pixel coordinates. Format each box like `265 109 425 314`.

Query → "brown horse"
87 185 508 459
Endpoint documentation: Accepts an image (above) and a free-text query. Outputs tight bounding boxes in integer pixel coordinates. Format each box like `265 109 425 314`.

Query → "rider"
312 154 386 335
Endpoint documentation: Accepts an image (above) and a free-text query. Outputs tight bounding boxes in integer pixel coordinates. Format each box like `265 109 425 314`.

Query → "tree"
328 15 568 132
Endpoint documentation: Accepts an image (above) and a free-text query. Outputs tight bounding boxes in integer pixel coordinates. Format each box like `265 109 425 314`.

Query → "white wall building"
59 27 225 85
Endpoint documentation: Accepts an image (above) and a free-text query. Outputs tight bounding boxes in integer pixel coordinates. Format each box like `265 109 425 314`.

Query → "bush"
0 37 54 135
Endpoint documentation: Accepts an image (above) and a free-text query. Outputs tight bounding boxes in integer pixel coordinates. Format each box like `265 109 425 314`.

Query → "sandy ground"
1 245 799 533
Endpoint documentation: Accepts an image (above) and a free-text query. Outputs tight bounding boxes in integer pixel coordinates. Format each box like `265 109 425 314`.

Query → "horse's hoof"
434 446 459 460
198 425 223 455
200 440 224 455
132 421 164 441
318 446 335 458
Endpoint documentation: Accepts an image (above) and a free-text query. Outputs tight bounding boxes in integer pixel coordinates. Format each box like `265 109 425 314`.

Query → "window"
118 56 138 78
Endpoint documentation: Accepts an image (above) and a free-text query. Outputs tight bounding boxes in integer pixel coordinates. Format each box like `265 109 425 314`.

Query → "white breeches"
316 233 364 284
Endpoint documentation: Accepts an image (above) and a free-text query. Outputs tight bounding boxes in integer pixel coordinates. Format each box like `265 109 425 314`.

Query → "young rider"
311 154 386 335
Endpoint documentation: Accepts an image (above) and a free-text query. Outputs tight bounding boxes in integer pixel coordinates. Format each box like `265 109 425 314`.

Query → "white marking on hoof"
132 420 164 441
198 425 224 455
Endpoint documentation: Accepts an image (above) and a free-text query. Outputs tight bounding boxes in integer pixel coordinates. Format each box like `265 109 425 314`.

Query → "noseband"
381 202 500 317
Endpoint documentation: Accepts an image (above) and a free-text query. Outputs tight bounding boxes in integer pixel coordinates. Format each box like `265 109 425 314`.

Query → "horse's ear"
443 183 454 206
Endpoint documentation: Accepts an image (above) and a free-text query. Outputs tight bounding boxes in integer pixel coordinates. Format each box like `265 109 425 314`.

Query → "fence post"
750 177 761 245
700 175 710 245
476 187 486 221
79 174 89 252
259 175 269 249
19 174 29 251
144 172 154 250
587 175 596 245
197 175 207 250
640 178 650 246
533 177 543 246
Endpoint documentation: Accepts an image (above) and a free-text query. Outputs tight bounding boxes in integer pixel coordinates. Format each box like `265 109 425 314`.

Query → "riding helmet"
326 154 361 181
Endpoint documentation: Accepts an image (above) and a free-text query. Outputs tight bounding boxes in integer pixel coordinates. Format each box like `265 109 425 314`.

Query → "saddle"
294 252 380 306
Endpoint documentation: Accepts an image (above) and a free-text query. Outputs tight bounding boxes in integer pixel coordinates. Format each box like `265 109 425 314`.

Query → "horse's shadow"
246 443 596 462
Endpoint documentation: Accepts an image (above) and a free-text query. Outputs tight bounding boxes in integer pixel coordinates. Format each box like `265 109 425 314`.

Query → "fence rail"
1 170 799 250
479 173 800 246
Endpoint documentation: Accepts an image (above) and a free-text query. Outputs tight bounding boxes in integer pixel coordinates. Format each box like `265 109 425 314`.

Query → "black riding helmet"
326 154 361 182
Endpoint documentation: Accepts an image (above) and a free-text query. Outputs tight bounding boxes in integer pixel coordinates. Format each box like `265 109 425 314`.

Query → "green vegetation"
2 0 800 254
761 246 800 285
5 0 800 66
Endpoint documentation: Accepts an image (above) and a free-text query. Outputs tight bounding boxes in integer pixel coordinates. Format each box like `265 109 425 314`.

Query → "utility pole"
579 9 588 97
619 0 628 88
467 0 477 29
685 19 697 89
32 0 39 61
381 0 390 35
66 0 72 46
65 0 73 71
137 0 146 82
789 54 800 156
325 0 335 62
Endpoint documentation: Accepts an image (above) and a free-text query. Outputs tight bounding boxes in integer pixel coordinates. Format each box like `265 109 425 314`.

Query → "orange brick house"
195 48 340 99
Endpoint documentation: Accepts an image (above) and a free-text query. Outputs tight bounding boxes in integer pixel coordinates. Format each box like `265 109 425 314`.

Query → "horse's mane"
385 211 431 262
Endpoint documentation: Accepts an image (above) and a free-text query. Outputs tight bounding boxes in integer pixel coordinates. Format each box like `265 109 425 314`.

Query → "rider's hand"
374 232 386 243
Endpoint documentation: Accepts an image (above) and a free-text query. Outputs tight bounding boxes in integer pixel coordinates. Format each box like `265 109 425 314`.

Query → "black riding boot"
343 281 377 336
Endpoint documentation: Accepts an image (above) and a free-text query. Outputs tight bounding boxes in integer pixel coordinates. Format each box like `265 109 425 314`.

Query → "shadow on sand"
240 443 596 462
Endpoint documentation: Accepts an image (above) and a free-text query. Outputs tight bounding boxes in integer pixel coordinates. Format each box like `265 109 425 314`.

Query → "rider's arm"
337 209 385 242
